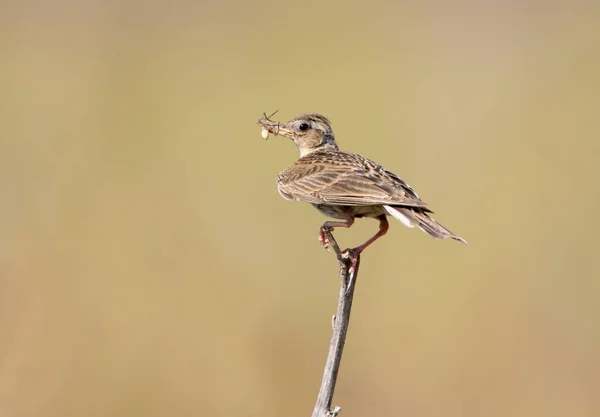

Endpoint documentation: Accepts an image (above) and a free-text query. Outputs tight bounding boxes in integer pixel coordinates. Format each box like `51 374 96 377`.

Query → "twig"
311 229 361 417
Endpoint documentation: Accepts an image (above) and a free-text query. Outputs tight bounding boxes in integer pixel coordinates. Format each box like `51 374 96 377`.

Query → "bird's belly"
312 204 385 219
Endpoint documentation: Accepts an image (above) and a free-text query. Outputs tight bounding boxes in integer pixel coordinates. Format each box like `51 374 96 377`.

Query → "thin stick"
311 229 361 417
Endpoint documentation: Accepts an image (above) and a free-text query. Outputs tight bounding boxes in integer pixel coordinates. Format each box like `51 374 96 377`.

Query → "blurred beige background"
1 1 599 416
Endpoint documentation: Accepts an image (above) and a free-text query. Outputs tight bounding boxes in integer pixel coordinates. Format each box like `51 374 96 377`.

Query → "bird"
257 112 466 269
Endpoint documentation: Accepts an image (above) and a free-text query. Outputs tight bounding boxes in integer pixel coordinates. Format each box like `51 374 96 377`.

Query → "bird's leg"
343 215 389 276
352 215 389 254
318 213 355 252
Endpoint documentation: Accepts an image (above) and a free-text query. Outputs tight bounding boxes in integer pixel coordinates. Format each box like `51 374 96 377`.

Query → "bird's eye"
299 123 310 131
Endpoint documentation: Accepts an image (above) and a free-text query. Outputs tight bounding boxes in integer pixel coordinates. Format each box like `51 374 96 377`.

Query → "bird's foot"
318 226 332 252
342 249 359 276
341 248 360 292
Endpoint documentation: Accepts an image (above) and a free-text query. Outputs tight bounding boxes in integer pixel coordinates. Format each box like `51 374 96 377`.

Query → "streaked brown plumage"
257 112 466 264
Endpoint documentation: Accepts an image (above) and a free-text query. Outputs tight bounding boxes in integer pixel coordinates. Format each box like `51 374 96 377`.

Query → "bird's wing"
277 154 428 208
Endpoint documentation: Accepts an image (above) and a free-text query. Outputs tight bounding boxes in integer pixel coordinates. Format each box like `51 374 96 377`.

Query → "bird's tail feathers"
383 205 467 244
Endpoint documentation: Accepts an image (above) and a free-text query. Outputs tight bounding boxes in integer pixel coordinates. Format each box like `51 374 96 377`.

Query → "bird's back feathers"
277 149 428 209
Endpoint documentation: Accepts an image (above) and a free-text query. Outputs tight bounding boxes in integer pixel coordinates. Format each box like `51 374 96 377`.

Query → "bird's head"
258 112 338 157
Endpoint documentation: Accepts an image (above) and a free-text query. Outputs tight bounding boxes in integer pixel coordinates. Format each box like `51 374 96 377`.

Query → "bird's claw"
341 249 359 293
318 227 331 252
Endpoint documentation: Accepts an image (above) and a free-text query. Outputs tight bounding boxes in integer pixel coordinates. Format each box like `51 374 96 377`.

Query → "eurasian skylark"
258 112 466 264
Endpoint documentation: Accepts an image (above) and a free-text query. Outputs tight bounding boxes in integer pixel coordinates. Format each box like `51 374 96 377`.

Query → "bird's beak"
272 124 295 138
257 113 295 139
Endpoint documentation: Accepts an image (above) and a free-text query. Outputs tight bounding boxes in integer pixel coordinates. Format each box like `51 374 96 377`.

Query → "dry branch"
311 229 361 417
